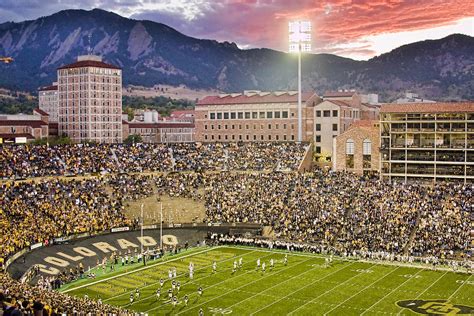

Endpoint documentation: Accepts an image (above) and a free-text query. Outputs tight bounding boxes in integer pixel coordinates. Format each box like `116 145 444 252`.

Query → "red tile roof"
324 91 356 98
170 110 195 117
325 99 354 108
0 133 35 139
33 108 49 116
58 60 121 70
39 85 58 91
380 102 474 113
0 120 48 128
348 120 379 130
128 122 194 129
197 92 316 106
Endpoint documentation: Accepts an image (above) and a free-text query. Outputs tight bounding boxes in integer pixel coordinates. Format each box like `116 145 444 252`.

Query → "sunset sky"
0 0 473 60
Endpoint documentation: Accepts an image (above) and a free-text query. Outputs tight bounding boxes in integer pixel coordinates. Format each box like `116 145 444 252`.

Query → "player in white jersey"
173 268 177 278
284 254 288 266
168 289 173 299
262 262 266 272
159 278 165 288
135 288 140 299
156 288 161 300
212 261 217 273
184 294 189 306
270 259 274 270
198 286 203 297
171 280 176 290
130 292 134 304
257 258 261 270
168 269 173 279
239 257 243 268
233 260 237 273
177 281 181 292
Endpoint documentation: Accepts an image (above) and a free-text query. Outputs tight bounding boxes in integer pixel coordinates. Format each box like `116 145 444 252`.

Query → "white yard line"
361 268 425 315
394 270 449 316
323 266 402 316
63 247 218 293
172 256 318 315
226 260 351 314
107 249 259 304
145 251 279 314
447 273 472 301
284 263 376 316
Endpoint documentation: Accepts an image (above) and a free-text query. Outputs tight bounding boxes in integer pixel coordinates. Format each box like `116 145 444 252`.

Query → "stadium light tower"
289 20 311 142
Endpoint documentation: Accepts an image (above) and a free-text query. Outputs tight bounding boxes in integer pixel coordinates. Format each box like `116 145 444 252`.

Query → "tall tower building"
57 55 122 143
38 82 58 122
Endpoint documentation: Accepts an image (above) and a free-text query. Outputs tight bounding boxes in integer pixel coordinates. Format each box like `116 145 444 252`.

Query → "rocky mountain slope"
0 9 472 101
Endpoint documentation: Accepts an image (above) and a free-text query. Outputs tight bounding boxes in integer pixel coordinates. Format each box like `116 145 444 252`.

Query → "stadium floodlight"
289 20 312 142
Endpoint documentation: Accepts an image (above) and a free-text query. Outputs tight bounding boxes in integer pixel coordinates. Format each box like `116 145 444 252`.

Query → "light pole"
289 21 312 143
160 202 163 250
140 203 144 255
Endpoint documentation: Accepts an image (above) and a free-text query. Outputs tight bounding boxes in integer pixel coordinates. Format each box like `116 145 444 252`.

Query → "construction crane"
0 57 13 64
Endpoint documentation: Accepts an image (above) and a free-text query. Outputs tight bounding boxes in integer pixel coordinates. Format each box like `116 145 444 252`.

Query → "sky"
0 0 473 60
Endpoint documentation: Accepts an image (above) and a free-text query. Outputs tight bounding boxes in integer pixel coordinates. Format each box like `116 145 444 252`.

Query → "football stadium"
0 143 472 315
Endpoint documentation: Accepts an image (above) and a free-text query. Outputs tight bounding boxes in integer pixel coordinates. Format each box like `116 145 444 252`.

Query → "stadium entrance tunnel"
7 224 261 281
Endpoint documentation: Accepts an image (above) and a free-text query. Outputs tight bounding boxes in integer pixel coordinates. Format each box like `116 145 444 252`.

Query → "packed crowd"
0 142 308 178
0 175 155 260
155 170 472 259
0 273 128 315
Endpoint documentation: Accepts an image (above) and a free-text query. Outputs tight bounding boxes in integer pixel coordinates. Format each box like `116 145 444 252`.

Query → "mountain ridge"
0 8 472 102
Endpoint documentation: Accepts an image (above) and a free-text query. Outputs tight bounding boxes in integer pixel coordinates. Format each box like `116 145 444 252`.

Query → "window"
253 135 257 140
246 124 249 129
276 124 279 129
291 135 295 140
230 112 236 119
205 125 208 130
316 135 321 142
268 135 272 140
224 112 229 119
246 135 249 140
316 110 321 117
231 125 235 129
211 125 215 130
333 110 338 117
363 139 372 155
316 124 321 131
346 139 355 154
261 135 264 140
211 135 215 140
252 112 258 119
291 124 294 130
268 124 271 129
218 135 221 140
238 112 243 119
282 111 288 118
210 113 215 120
267 111 273 119
239 125 242 129
274 111 281 119
324 110 330 117
315 146 321 154
245 112 251 119
259 112 265 119
332 124 338 132
217 112 222 119
283 135 287 141
224 125 228 129
276 135 279 141
218 125 221 130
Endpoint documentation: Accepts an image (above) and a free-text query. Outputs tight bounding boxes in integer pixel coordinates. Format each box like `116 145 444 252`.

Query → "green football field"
61 246 473 315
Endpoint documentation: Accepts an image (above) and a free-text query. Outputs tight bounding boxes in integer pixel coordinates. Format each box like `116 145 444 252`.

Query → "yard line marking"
144 251 279 313
172 255 318 315
63 246 220 293
394 270 449 316
323 266 402 316
447 273 472 301
284 263 377 316
361 268 425 315
105 248 262 304
233 261 355 316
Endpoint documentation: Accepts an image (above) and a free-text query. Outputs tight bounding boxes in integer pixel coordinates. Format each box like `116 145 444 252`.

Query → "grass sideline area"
61 246 473 315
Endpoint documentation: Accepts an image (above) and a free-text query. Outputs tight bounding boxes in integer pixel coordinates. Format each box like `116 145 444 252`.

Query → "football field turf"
61 246 473 315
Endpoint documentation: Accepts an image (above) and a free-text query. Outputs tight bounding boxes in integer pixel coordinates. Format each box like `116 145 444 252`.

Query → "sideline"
62 247 219 293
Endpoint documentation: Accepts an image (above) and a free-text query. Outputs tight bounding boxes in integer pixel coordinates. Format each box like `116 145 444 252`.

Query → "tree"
124 134 143 144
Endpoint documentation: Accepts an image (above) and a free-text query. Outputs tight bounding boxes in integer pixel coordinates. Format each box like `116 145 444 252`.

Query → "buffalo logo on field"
208 307 232 315
397 299 474 315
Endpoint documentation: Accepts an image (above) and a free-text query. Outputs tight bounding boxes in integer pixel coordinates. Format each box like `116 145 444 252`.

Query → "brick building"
38 83 58 122
314 91 379 162
380 102 474 184
195 91 320 142
0 108 50 142
126 121 195 143
57 55 122 143
333 120 380 175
